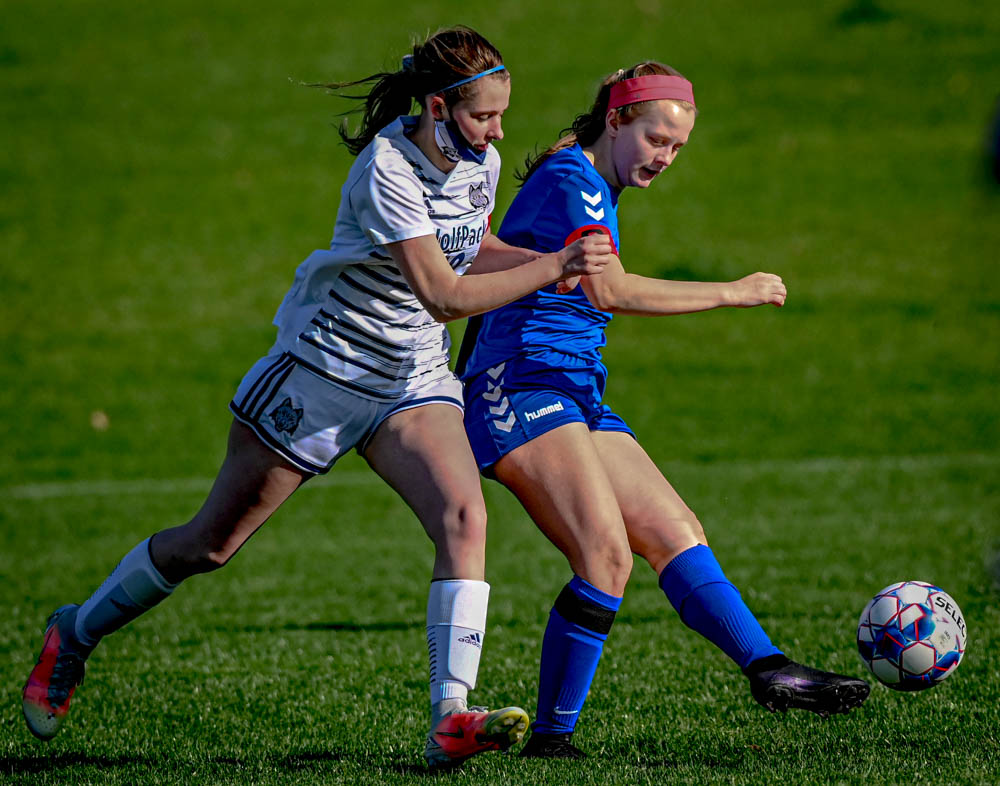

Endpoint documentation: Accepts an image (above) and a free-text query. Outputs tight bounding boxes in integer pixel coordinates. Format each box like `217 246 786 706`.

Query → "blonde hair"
516 61 693 184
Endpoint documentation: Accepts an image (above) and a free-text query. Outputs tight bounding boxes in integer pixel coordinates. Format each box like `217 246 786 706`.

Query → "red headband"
608 75 696 111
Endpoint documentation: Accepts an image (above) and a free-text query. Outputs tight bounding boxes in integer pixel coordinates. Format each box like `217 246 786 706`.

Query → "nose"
488 117 503 142
655 148 676 168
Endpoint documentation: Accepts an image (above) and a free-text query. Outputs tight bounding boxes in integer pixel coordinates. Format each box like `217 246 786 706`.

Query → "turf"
2 0 998 783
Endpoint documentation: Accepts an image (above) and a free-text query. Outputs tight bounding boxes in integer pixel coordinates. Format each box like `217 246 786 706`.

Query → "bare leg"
69 419 308 647
363 404 487 580
22 419 310 741
590 430 706 574
494 422 632 595
151 419 309 582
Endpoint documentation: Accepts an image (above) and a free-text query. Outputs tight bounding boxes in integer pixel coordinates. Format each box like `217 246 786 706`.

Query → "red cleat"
424 705 529 767
23 605 88 741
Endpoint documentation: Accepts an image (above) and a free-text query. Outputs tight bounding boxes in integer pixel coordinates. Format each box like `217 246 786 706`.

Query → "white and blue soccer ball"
857 581 967 691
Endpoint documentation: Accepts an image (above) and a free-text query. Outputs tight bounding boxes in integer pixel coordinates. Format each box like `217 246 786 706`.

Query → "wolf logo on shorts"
269 397 304 435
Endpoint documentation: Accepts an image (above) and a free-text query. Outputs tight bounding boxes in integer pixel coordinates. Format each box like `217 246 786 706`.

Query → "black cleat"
745 655 870 718
519 731 587 759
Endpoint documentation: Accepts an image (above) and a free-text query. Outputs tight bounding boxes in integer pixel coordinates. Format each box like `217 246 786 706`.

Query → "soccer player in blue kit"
458 62 871 758
21 27 614 767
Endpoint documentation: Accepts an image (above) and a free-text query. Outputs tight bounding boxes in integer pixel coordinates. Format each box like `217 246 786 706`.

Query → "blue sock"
659 544 782 669
534 575 622 735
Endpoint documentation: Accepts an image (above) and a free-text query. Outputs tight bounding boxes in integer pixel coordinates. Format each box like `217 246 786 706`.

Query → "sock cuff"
117 537 178 605
658 544 733 611
553 576 621 636
567 575 623 612
427 579 490 630
142 538 179 592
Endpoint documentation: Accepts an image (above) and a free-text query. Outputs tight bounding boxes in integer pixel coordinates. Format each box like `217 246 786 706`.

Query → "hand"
556 275 581 294
729 272 787 308
557 235 613 279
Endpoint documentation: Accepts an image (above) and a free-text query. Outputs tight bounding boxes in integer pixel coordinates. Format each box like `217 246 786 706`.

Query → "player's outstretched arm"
581 257 786 315
462 231 540 274
465 233 597 298
386 233 613 322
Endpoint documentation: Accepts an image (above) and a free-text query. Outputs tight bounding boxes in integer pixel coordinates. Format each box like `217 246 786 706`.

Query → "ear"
429 94 448 121
605 108 620 139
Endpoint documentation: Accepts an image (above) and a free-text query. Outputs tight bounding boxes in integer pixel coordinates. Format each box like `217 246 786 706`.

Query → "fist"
731 272 786 308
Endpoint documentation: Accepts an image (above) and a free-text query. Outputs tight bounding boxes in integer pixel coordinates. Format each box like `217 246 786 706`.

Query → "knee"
676 513 706 545
635 511 708 574
576 534 633 595
169 544 234 578
154 527 240 580
436 500 488 551
603 539 634 590
194 546 236 574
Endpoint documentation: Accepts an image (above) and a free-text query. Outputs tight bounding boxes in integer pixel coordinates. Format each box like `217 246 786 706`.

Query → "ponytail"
310 26 507 156
316 68 424 156
516 62 691 185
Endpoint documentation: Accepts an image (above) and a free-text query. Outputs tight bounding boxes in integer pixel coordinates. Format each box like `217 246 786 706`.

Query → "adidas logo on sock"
457 632 482 648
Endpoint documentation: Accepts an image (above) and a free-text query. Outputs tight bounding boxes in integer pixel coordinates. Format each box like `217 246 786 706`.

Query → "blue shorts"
462 352 635 476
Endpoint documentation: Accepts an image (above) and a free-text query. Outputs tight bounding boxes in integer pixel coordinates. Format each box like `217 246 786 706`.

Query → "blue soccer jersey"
457 144 620 379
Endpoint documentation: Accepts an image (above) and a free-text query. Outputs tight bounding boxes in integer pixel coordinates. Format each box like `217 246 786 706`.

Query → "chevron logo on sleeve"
580 189 604 221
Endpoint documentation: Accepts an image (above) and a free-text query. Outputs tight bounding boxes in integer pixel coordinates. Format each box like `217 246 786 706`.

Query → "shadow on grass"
1 750 444 779
277 750 443 777
219 620 423 634
0 753 159 775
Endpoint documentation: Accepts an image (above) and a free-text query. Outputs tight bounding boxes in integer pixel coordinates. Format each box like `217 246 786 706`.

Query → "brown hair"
516 61 693 184
313 26 508 156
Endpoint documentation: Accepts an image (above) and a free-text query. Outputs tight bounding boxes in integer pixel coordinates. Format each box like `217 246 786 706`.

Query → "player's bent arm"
386 233 612 323
463 231 541 275
581 258 787 315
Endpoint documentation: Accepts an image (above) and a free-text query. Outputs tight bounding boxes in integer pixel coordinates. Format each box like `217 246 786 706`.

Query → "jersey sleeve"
349 151 435 247
530 172 617 253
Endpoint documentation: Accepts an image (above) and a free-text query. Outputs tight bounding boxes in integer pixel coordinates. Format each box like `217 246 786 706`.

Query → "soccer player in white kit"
21 26 612 767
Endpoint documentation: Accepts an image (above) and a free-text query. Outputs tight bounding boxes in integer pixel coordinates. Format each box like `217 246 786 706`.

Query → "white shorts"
229 350 464 474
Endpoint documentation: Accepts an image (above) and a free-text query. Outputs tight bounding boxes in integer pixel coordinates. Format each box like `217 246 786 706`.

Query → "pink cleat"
22 605 88 741
424 705 529 767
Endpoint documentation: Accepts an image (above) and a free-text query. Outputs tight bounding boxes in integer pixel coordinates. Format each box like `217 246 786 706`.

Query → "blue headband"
437 64 506 94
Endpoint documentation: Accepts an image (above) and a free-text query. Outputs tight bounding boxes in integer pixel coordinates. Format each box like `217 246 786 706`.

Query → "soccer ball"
857 581 967 691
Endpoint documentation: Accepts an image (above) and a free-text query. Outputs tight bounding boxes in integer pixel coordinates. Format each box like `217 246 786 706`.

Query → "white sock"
426 579 489 721
74 537 178 648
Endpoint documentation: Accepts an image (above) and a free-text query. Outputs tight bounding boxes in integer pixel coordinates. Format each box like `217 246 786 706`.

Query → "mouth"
636 165 662 184
474 143 489 152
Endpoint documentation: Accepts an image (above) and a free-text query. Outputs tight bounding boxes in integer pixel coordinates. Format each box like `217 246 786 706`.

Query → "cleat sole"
425 706 530 767
762 681 870 718
476 707 529 751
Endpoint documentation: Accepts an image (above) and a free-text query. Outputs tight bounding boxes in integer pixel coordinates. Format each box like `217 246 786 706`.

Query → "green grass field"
2 0 998 783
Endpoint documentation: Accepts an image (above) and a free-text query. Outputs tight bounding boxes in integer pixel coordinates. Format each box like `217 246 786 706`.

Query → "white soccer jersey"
272 116 499 401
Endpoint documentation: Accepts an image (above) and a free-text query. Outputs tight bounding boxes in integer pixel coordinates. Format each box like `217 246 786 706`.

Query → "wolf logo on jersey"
469 182 489 209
